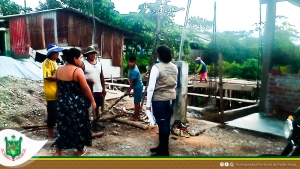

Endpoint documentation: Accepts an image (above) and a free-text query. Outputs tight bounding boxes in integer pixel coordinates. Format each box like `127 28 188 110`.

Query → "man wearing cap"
42 43 63 138
81 45 106 121
196 57 208 83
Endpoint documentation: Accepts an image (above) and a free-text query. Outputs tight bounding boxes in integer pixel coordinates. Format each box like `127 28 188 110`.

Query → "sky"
12 0 300 33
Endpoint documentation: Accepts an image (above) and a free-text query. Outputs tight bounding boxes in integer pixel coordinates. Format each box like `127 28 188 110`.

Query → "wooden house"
0 8 135 78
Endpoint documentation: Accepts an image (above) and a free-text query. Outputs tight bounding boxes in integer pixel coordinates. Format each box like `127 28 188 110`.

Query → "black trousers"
47 100 57 128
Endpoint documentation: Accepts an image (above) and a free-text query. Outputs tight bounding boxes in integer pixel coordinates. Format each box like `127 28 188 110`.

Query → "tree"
187 16 213 33
0 0 32 16
0 0 22 16
36 0 63 11
36 0 119 22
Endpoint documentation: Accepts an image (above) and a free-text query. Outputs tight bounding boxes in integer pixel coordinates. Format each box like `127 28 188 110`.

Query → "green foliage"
0 0 32 16
222 58 260 80
37 0 119 22
187 16 213 33
3 0 300 80
182 57 198 75
122 54 150 78
279 65 293 74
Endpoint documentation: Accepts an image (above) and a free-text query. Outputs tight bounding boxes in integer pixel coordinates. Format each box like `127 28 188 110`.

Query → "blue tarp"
0 56 43 80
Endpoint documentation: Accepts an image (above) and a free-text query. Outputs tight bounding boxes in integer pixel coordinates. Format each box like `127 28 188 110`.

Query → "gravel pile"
0 76 46 128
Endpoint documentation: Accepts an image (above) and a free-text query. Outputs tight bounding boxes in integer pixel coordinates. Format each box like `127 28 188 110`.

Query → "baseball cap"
46 43 63 57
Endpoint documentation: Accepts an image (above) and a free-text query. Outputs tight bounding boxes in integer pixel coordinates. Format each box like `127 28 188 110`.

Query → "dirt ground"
0 76 288 156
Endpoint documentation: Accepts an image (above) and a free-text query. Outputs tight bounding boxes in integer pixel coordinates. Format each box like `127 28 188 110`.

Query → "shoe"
150 146 160 153
151 134 170 156
151 151 169 156
150 133 162 153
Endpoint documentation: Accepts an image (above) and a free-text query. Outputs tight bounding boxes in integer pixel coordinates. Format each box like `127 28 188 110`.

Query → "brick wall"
266 70 300 113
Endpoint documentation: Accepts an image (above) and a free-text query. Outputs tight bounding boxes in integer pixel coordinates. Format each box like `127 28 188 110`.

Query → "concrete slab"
226 113 285 137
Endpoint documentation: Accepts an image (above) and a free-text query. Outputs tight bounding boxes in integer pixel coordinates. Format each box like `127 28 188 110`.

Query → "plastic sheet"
0 56 42 80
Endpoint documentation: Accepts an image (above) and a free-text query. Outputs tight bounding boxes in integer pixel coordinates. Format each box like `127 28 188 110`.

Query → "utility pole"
178 0 192 61
91 0 96 45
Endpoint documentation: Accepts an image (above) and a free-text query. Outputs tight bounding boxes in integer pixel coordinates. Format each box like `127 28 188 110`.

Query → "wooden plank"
56 10 68 45
193 82 257 91
68 14 80 47
44 19 55 45
187 106 204 111
112 31 122 66
223 83 256 91
102 28 113 59
96 25 103 56
187 93 257 103
29 14 45 49
80 17 93 49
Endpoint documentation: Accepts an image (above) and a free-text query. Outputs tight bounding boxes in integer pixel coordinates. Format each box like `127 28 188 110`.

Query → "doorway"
0 31 5 56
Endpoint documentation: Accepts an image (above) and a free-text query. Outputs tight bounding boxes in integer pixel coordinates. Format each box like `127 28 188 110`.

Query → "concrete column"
259 0 276 112
171 61 189 125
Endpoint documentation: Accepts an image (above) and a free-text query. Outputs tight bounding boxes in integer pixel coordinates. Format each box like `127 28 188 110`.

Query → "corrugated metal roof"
0 8 136 36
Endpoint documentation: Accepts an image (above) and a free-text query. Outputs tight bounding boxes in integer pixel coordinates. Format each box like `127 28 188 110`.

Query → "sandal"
78 148 87 156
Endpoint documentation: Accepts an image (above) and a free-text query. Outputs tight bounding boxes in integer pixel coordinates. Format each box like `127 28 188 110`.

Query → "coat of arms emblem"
1 135 26 161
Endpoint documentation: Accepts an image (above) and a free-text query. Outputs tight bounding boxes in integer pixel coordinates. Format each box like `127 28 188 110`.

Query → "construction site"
0 0 300 157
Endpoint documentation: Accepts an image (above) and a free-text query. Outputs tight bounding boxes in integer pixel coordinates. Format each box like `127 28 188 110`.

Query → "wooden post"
218 53 224 124
259 0 276 112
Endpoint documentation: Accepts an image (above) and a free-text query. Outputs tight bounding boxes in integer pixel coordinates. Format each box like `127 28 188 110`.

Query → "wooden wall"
8 10 124 67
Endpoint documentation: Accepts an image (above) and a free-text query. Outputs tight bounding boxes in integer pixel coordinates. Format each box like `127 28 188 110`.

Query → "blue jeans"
152 100 175 136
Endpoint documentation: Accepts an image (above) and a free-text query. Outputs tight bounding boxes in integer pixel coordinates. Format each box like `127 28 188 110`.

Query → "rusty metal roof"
0 8 136 36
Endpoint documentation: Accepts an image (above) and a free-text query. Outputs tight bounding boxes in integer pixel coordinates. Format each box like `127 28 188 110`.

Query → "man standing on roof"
42 43 63 139
195 57 208 83
81 45 106 121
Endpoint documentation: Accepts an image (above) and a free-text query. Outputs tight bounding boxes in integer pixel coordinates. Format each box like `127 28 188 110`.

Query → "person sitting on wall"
195 57 208 83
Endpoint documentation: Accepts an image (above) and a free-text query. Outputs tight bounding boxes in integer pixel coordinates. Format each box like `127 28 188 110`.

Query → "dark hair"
156 45 172 63
129 55 136 62
62 48 81 64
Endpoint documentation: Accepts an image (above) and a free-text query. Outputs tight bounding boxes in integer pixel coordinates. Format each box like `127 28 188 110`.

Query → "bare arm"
100 67 106 95
127 79 134 95
45 76 56 81
75 68 96 105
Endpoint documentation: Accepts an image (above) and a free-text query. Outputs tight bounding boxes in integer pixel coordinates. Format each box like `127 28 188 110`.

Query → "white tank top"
83 59 103 92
